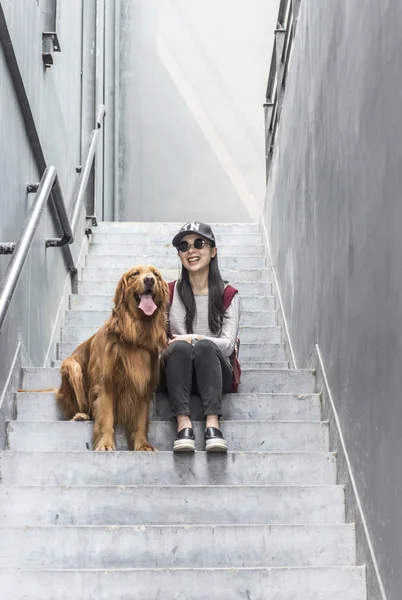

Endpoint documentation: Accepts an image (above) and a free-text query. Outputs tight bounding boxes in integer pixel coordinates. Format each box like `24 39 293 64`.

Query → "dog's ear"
160 277 170 306
153 271 170 307
114 273 128 307
149 266 170 307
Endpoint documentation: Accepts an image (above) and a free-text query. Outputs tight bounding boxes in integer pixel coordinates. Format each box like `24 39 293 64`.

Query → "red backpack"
168 281 241 393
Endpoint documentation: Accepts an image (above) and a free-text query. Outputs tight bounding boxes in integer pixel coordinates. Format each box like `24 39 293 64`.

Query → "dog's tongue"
138 294 157 316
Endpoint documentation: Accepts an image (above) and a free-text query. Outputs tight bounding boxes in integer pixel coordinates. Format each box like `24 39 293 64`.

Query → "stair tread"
0 483 341 488
0 483 345 525
59 325 282 329
16 392 321 422
22 365 312 372
0 450 337 486
78 281 273 295
16 391 318 396
0 523 357 569
0 566 367 600
6 420 329 452
21 366 316 394
0 524 353 530
10 418 327 424
81 267 272 283
0 566 364 571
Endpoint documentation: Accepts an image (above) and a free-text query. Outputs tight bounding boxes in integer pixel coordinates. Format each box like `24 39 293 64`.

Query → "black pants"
160 340 233 418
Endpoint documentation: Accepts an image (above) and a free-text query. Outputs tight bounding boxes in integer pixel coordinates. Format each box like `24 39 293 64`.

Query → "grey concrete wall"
117 0 279 223
264 0 402 597
0 0 94 445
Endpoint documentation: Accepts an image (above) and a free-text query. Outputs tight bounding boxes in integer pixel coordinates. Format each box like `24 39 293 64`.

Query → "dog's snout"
144 276 155 286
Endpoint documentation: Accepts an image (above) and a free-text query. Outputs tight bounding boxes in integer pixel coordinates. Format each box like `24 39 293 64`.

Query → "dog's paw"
135 443 157 452
70 412 90 421
93 438 116 451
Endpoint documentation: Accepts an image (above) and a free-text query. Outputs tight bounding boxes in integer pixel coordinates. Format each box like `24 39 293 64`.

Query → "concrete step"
64 309 278 327
57 340 286 361
0 485 345 526
242 361 289 370
69 293 276 312
16 392 321 422
239 343 285 360
90 242 265 256
0 451 337 486
78 280 273 296
0 566 366 600
240 369 315 393
51 359 289 370
6 420 328 452
81 267 271 283
0 523 356 569
21 366 313 393
94 222 261 234
59 324 282 344
165 326 280 345
92 231 264 246
237 311 275 327
85 254 266 270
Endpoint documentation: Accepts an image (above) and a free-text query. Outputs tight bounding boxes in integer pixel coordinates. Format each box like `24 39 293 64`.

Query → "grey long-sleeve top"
168 286 241 359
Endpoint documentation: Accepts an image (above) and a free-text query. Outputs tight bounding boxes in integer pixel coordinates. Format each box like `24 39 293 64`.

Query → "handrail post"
45 177 74 248
0 167 57 332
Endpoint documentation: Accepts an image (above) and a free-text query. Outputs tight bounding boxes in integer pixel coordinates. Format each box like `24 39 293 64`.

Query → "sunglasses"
177 238 209 253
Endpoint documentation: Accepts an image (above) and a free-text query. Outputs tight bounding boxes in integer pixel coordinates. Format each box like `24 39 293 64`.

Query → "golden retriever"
56 265 169 451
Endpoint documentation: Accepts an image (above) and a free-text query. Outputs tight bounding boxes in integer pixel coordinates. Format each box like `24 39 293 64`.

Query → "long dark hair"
177 254 225 335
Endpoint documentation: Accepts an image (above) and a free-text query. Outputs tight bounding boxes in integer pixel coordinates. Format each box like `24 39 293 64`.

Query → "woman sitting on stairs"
159 221 241 453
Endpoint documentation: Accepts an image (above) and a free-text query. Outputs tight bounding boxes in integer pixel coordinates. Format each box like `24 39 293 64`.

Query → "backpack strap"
223 285 241 392
222 285 238 310
168 280 176 304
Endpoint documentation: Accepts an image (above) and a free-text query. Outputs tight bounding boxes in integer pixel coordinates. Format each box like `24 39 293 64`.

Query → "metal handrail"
0 104 106 333
0 167 56 331
72 104 106 232
47 104 106 246
264 0 302 180
277 0 289 25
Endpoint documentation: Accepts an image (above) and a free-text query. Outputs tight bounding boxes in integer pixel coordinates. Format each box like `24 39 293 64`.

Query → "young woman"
160 222 241 452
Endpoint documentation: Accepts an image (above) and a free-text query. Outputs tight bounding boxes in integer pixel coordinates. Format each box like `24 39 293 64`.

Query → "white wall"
117 0 279 222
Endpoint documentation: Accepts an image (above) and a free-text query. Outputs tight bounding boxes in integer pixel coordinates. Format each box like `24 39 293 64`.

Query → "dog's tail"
59 357 87 414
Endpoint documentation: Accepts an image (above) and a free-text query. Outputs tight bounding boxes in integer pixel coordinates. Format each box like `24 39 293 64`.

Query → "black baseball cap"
172 222 216 248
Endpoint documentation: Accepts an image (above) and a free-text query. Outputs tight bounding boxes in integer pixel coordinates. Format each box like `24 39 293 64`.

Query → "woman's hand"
168 335 203 345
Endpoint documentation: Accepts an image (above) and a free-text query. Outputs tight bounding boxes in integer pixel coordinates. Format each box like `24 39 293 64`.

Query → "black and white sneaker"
204 427 228 452
173 427 196 452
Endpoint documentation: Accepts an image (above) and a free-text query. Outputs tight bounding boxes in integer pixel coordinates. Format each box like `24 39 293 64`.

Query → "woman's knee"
193 339 219 358
166 340 193 360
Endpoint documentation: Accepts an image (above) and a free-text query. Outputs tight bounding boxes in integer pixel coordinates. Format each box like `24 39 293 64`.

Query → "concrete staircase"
0 222 366 599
